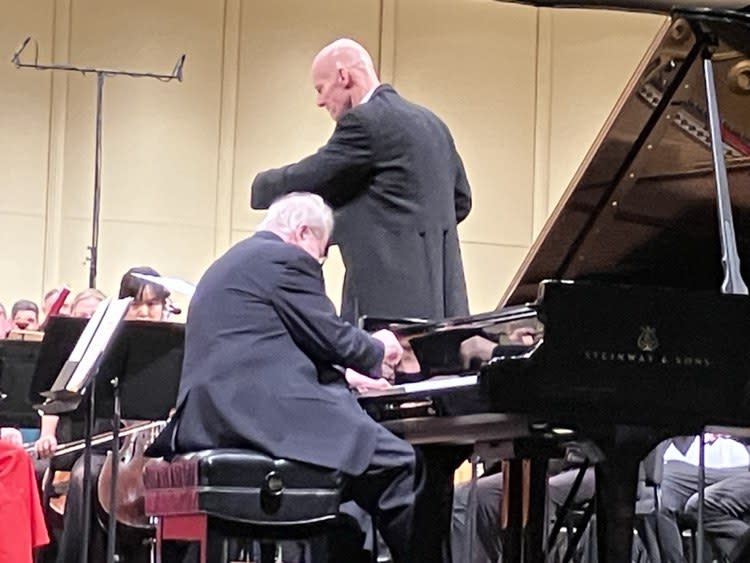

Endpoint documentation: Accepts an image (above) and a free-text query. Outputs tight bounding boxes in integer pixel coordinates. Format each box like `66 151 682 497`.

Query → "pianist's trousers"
413 444 472 563
343 423 421 563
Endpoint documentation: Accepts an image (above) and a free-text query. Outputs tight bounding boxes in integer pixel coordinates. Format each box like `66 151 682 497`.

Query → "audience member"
69 289 106 319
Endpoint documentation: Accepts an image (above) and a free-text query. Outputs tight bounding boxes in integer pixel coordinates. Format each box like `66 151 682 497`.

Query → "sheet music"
66 298 132 392
358 375 477 398
69 298 110 362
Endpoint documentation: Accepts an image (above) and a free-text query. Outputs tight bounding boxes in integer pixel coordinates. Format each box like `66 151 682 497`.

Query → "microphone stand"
10 37 185 290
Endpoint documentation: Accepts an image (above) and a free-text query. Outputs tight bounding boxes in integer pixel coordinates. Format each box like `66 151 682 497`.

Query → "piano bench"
144 448 346 563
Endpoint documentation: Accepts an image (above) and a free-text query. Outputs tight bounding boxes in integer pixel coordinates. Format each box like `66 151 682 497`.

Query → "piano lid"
501 9 750 307
495 0 748 15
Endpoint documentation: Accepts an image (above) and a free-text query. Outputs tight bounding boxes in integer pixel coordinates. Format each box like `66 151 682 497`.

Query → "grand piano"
359 2 750 561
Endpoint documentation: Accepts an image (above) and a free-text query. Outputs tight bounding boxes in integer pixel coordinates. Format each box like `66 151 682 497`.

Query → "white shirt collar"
359 85 379 105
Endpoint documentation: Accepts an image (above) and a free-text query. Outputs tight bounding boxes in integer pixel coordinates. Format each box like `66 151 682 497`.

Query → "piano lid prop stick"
703 55 748 295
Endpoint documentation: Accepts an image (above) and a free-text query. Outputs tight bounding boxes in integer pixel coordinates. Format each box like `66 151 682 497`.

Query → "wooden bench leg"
161 514 208 563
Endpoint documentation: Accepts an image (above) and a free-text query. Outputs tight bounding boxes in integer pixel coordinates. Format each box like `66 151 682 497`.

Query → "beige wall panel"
546 10 664 209
461 242 528 314
392 0 538 247
0 214 46 307
60 0 224 228
230 229 253 247
0 5 54 215
232 0 382 232
321 246 346 313
58 217 214 300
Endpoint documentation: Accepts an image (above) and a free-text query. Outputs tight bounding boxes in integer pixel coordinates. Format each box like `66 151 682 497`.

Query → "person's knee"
684 492 698 515
475 475 503 516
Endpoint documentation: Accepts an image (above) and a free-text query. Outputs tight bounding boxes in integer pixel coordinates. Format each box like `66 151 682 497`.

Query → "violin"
96 420 166 529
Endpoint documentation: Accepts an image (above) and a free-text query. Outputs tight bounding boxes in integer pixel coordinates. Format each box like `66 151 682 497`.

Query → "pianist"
166 193 421 562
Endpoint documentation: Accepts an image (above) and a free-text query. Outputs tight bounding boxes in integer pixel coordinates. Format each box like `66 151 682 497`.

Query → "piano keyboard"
356 374 478 398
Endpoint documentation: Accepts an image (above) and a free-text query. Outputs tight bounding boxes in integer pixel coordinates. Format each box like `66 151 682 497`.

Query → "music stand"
29 316 88 411
93 319 184 563
360 315 477 379
0 338 43 428
35 297 130 563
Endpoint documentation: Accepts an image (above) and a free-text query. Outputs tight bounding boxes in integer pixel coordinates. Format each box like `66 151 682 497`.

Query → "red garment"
0 441 49 563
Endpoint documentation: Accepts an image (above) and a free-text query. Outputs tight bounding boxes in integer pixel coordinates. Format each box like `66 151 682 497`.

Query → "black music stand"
361 315 480 379
36 298 129 563
90 319 184 563
29 316 88 412
33 310 184 563
0 338 43 429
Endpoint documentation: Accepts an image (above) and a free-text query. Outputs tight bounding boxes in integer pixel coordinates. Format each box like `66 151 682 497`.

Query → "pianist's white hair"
257 192 334 240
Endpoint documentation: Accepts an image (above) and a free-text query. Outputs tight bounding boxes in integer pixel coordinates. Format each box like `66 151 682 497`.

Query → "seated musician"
35 268 170 563
69 288 107 319
9 299 40 332
0 426 49 563
683 470 750 562
160 193 420 562
42 288 71 321
0 302 10 338
658 434 750 561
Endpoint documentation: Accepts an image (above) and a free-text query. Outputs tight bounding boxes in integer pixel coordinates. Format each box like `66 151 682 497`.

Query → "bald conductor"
251 38 472 324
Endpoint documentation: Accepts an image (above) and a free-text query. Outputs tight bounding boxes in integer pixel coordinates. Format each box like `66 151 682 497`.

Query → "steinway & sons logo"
583 326 711 367
637 326 659 352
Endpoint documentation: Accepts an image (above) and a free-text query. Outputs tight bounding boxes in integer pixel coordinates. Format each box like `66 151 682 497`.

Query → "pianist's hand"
34 434 58 458
0 427 23 447
371 329 404 366
345 369 392 393
508 326 538 346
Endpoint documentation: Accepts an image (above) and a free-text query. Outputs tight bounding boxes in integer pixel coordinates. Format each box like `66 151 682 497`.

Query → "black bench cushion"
145 448 345 526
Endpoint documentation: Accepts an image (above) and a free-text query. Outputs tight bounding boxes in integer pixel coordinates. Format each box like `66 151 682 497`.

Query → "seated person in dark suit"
167 192 419 563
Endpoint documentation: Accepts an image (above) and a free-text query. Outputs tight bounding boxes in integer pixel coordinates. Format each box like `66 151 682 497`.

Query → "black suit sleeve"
250 111 373 209
454 153 472 224
271 253 384 375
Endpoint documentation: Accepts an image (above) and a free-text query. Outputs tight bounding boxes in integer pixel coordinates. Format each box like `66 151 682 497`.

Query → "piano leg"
501 459 524 562
594 448 641 563
524 457 548 563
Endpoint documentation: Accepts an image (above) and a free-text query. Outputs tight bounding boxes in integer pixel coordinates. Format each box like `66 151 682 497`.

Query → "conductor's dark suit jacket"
172 231 388 475
251 84 472 322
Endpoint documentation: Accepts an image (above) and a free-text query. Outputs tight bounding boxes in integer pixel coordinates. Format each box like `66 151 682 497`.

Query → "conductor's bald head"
311 38 380 121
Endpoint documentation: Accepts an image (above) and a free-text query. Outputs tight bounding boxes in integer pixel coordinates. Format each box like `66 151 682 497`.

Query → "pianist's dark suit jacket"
171 230 388 475
251 84 472 323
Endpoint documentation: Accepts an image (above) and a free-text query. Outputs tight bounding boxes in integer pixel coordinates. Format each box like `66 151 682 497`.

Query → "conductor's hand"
34 434 58 458
371 329 403 366
345 369 392 393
